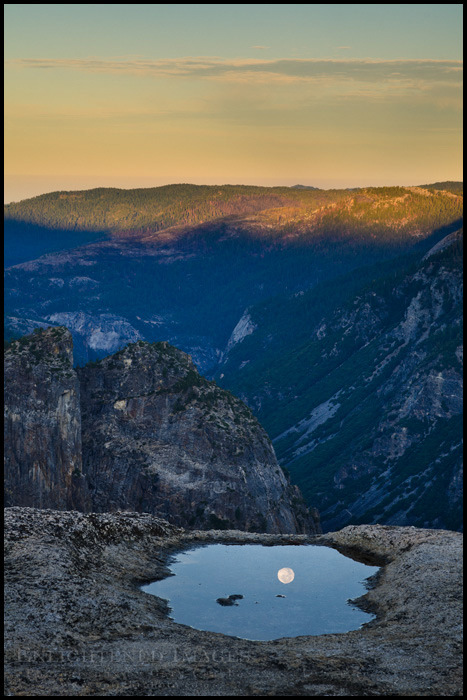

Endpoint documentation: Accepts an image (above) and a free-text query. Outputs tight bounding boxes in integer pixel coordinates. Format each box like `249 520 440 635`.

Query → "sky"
4 4 463 202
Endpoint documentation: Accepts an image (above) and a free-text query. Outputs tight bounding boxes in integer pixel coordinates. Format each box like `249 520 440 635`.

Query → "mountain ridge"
217 228 463 531
5 184 462 370
5 182 462 246
4 183 462 533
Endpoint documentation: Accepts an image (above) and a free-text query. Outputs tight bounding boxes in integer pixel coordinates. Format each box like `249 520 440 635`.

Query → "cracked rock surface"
4 508 463 696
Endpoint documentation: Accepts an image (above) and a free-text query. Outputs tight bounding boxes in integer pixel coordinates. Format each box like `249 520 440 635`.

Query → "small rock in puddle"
216 594 244 606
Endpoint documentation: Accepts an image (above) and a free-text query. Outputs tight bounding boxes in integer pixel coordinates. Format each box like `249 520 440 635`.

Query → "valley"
4 182 463 532
218 229 463 531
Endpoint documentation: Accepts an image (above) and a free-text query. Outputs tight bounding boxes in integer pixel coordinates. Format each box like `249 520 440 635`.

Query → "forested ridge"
5 182 462 240
4 184 334 236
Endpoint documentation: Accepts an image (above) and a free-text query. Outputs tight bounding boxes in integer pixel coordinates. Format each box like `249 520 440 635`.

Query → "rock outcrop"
4 507 463 696
77 341 314 533
4 329 316 534
4 327 89 510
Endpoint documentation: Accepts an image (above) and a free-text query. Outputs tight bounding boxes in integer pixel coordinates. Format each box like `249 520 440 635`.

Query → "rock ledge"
4 508 463 696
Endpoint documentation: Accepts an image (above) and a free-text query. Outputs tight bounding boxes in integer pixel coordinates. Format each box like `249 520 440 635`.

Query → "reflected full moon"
277 567 295 584
142 544 381 640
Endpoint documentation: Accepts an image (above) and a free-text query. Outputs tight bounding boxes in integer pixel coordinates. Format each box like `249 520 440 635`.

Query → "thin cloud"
336 46 351 50
251 46 271 50
6 57 463 90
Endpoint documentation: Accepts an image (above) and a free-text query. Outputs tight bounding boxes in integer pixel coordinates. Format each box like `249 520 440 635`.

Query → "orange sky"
4 5 463 202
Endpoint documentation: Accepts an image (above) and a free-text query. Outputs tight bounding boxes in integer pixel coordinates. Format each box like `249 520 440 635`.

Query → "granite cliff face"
4 327 89 510
218 229 463 531
4 329 317 534
304 230 464 530
77 341 315 533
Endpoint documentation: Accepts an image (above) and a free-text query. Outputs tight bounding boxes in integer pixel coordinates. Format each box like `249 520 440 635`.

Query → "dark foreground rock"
4 507 463 696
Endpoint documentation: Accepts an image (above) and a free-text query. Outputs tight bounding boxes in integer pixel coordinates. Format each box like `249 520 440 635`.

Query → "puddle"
141 543 380 641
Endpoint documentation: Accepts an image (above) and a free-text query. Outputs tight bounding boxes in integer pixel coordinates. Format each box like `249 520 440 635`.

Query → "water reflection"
277 567 295 584
141 544 379 641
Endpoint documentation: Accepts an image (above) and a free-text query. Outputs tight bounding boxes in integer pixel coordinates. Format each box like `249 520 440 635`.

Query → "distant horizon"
4 176 463 206
5 5 462 207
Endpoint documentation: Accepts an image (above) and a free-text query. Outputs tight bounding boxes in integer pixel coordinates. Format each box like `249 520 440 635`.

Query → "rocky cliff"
302 230 464 530
4 327 89 510
4 329 316 534
218 229 463 531
77 341 315 533
4 507 463 696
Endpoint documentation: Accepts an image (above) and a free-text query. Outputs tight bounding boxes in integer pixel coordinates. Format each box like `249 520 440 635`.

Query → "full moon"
277 567 295 584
